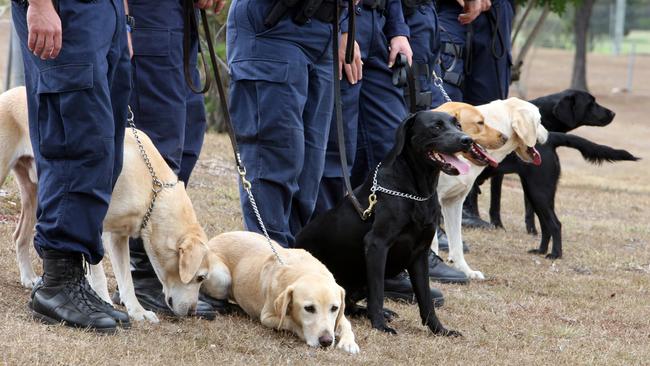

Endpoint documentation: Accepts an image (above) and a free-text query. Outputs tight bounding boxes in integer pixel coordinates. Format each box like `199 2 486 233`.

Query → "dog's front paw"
130 308 159 323
21 275 41 289
528 248 544 255
336 337 360 354
545 253 562 260
442 329 463 337
373 323 397 334
467 270 485 280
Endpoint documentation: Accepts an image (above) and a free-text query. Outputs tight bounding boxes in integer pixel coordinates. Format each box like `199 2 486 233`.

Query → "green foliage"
515 0 581 14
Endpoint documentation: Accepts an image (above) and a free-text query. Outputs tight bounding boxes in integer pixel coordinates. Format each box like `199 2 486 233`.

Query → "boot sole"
28 303 118 335
428 276 470 285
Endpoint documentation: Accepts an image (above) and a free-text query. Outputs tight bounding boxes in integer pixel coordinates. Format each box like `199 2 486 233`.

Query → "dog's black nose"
460 135 473 147
319 334 333 347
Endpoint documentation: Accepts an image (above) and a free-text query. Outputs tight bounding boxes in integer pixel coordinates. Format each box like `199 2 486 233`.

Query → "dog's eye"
478 121 484 125
330 306 339 313
304 305 316 313
196 275 206 283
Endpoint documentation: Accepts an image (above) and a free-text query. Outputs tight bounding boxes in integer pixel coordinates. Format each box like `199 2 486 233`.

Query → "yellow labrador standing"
202 231 360 354
433 98 549 280
0 87 209 322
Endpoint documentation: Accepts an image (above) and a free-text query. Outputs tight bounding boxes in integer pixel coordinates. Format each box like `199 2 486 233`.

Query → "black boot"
111 238 217 320
461 185 493 229
32 277 130 328
29 249 118 333
428 251 469 284
384 271 444 308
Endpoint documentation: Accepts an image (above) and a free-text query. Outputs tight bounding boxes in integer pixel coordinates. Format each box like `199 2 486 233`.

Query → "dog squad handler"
114 0 226 320
227 0 350 247
12 0 131 332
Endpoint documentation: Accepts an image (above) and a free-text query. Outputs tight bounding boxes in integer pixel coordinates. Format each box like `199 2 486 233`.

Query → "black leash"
183 4 211 94
487 9 507 99
333 0 366 218
183 2 366 230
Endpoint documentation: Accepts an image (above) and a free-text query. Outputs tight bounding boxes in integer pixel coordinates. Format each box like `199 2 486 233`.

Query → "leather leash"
183 5 285 264
333 0 367 219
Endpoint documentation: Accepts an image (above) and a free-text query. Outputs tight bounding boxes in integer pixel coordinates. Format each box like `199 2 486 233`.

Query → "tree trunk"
571 0 596 91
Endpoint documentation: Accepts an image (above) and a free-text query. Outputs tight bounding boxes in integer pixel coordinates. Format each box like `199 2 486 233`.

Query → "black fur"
296 111 471 336
473 90 640 259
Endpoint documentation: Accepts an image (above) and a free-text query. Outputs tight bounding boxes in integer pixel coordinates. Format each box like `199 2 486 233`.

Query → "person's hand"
457 0 483 25
339 33 363 84
26 0 62 60
481 0 492 12
195 0 227 13
388 36 412 67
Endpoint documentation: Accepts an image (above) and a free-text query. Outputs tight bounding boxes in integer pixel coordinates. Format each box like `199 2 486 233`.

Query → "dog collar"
361 163 432 220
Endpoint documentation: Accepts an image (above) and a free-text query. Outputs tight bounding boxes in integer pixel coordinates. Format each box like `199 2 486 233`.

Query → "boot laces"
63 261 106 314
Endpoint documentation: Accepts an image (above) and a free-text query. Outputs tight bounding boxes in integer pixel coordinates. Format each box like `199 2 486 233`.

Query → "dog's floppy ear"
335 286 346 333
552 93 578 127
178 235 207 284
274 285 294 330
512 108 538 147
392 113 417 157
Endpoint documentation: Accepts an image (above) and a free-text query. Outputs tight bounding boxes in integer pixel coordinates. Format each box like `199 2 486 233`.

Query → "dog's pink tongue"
440 153 470 175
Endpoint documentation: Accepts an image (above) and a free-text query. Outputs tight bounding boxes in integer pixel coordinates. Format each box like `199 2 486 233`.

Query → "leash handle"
344 0 356 64
183 3 211 94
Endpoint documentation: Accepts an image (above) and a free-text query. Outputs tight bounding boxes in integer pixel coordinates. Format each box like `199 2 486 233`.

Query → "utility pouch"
401 0 432 16
294 0 325 24
442 70 463 87
264 0 302 27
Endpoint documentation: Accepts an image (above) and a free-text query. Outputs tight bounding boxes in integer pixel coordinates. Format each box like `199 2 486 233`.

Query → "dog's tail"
546 132 640 164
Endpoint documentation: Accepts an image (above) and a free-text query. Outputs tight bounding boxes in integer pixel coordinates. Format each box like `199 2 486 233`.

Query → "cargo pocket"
230 58 289 83
132 28 171 57
36 63 104 160
229 58 294 148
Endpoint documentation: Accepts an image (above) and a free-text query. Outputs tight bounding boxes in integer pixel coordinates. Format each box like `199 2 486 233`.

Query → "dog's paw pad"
377 325 397 334
143 310 159 323
468 270 485 280
21 276 41 289
337 339 360 354
130 309 159 323
445 329 463 337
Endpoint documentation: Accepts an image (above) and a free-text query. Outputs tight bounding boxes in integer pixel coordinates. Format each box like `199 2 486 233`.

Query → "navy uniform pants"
12 0 130 264
315 6 407 214
227 0 333 247
405 2 447 109
437 0 513 104
128 1 207 184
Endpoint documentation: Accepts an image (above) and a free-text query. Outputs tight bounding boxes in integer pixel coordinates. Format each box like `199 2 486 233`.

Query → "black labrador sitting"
468 89 639 258
296 111 472 336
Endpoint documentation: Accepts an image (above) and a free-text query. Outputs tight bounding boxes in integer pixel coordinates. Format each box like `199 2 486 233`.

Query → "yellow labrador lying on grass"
0 87 209 322
202 231 360 354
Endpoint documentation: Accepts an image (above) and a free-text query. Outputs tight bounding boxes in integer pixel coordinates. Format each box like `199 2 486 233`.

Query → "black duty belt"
265 0 345 27
362 0 386 11
402 0 432 15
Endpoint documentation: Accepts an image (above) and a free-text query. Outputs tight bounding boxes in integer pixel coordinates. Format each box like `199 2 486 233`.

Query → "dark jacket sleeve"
383 0 410 40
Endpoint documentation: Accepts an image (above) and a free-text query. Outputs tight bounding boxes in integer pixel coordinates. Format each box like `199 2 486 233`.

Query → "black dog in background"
464 89 640 259
296 111 472 336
